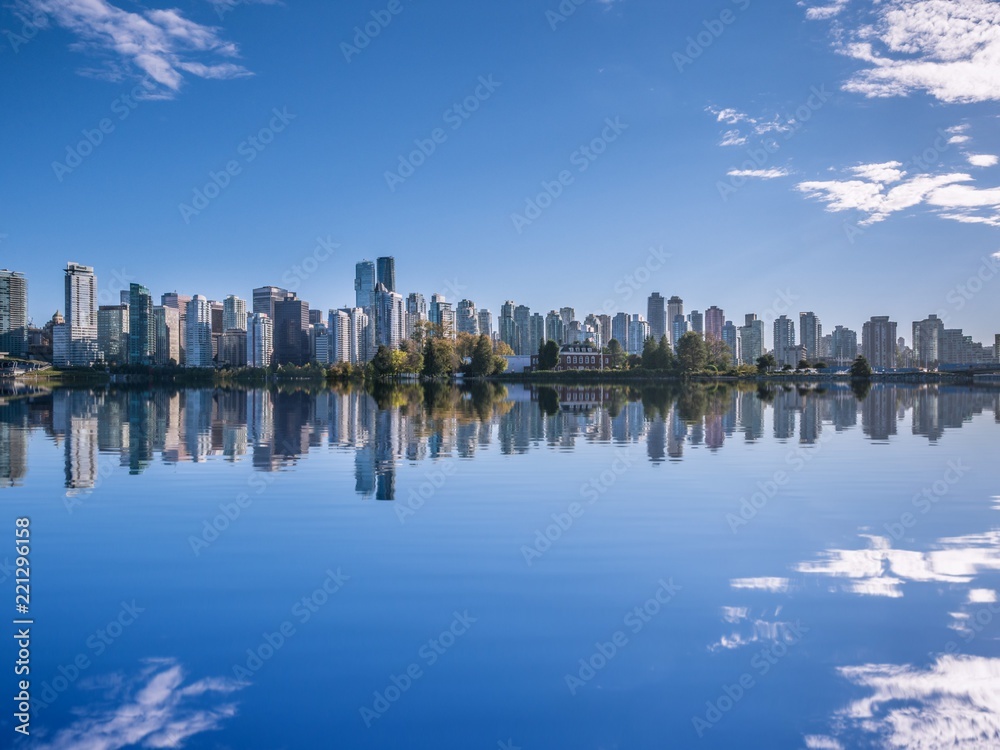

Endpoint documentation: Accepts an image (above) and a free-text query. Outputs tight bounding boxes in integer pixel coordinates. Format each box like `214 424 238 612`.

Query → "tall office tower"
513 304 531 355
208 300 224 361
309 323 330 364
355 260 377 309
252 286 287 319
456 299 479 335
153 305 180 365
51 312 68 367
477 309 493 339
671 314 688 350
688 310 704 336
339 307 371 363
799 311 822 361
862 316 897 370
597 314 612 346
773 315 796 366
64 262 98 366
223 295 247 332
185 296 214 367
627 314 650 355
308 309 322 326
912 314 945 367
161 292 192 364
559 307 575 328
0 269 28 357
545 310 564 345
739 314 764 365
647 293 666 342
721 321 741 366
705 306 725 341
329 310 350 363
830 325 858 366
128 283 155 365
500 301 517 351
376 256 396 293
820 334 833 360
667 296 684 340
97 304 128 364
584 314 604 349
373 283 405 350
429 294 455 339
405 293 428 339
611 312 629 351
219 329 248 367
273 296 311 365
529 313 545 354
247 312 273 367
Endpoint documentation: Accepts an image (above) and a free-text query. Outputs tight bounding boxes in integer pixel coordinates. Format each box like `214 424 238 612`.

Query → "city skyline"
2 2 999 343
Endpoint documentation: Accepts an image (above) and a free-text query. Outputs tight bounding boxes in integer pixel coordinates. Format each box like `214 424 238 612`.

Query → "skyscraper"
912 314 945 367
0 269 28 357
773 315 796 367
830 325 858 366
671 314 688 351
64 262 98 366
529 313 545 354
153 305 180 365
329 310 350 363
252 286 287 319
611 312 629 351
500 301 517 351
862 316 897 370
559 307 575 328
185 296 214 367
405 293 428 340
429 294 455 339
739 314 764 365
721 321 740 366
128 283 154 365
705 306 725 341
647 293 666 342
355 261 377 310
376 256 396 293
97 304 128 364
223 295 247 332
514 304 531 355
247 312 273 367
799 311 822 362
667 296 684 341
628 314 649 355
545 310 564 345
161 292 192 364
477 309 493 340
688 310 704 336
273 296 310 365
456 299 479 335
373 283 405 350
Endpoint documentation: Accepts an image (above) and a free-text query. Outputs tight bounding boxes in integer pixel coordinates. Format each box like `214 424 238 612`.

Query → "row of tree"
370 333 508 380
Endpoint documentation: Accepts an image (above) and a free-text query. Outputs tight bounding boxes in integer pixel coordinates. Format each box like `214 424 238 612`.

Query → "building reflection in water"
0 383 997 497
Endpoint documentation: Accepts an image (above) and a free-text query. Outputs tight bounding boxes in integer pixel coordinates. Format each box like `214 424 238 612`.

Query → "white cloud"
967 153 999 167
730 577 789 592
817 0 1000 103
719 129 748 147
707 106 796 148
19 0 252 96
728 168 790 179
800 0 850 21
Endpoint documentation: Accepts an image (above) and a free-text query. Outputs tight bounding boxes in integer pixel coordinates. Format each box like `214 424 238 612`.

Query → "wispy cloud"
728 167 790 179
17 0 252 97
798 0 850 21
810 0 1000 103
707 106 796 147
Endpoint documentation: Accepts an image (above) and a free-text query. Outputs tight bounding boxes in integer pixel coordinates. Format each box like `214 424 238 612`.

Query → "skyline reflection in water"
3 381 1000 749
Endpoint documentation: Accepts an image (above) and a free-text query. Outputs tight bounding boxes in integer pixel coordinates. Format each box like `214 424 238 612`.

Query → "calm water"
2 382 1000 749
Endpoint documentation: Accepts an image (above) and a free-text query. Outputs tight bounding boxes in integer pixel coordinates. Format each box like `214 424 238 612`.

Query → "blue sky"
1 0 999 345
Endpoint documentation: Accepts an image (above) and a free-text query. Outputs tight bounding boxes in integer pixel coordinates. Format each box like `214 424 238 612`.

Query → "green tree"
797 359 810 370
422 338 458 378
705 337 730 370
537 340 560 371
756 353 777 373
399 339 423 373
469 335 495 377
641 336 657 369
676 331 707 373
371 345 396 377
655 335 675 370
494 340 514 356
606 338 626 369
850 355 873 379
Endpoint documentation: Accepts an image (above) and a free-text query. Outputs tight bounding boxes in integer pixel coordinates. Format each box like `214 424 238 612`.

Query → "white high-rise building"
329 310 351 363
799 311 822 362
185 295 214 367
310 323 330 364
405 293 428 340
627 314 649 355
64 262 98 366
223 295 247 332
374 283 405 350
336 307 371 363
247 312 273 367
456 299 479 336
477 309 493 340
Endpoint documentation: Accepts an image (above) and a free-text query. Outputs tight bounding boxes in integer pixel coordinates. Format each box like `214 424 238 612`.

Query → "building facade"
0 269 28 357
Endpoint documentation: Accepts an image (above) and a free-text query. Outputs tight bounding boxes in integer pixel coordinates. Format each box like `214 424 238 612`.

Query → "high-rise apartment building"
705 306 725 342
799 311 822 362
219 329 248 367
354 261 377 309
309 323 329 364
373 283 405 350
773 315 796 367
376 256 396 293
647 293 666 342
405 293 428 340
830 325 858 366
0 269 28 357
153 305 180 365
688 310 704 336
456 299 479 336
667 296 684 343
529 313 545 354
721 320 740 366
545 310 564 345
861 316 897 370
64 262 98 366
128 283 155 365
273 296 310 365
739 314 764 365
185 296 214 367
477 309 493 340
912 314 945 367
500 301 517 352
514 304 531 355
247 312 273 367
329 310 350 363
611 312 629 351
429 294 455 339
559 307 575 328
97 304 128 364
223 295 247 332
671 314 688 351
161 292 192 364
628 314 649 355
